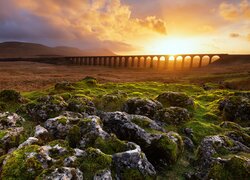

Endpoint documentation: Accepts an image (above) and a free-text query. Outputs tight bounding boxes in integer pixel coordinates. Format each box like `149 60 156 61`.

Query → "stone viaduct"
67 54 229 70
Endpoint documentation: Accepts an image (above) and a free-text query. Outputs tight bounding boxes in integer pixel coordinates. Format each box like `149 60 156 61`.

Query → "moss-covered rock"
112 142 156 179
67 96 96 114
95 91 127 112
93 135 128 155
0 127 24 152
101 112 183 168
154 107 190 125
147 133 183 167
77 147 112 179
0 112 25 130
54 81 74 91
122 98 162 119
208 155 250 180
156 91 194 109
37 167 83 180
44 114 83 139
82 76 98 86
0 90 22 102
26 95 68 121
67 125 81 148
219 96 250 126
196 135 250 178
1 145 41 180
130 115 165 133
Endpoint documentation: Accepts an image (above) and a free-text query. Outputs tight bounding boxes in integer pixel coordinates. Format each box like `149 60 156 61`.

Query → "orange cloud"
136 16 167 34
14 0 167 42
219 0 250 21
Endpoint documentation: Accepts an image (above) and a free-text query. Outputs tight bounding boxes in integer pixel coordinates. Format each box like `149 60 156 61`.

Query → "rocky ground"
0 77 249 179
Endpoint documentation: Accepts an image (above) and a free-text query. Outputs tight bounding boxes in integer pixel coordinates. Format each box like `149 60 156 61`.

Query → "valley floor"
0 61 249 91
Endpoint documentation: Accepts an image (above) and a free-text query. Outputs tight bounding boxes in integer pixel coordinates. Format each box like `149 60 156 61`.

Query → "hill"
0 41 115 58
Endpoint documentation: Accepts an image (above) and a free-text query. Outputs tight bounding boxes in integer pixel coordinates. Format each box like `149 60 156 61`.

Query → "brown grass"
0 61 249 91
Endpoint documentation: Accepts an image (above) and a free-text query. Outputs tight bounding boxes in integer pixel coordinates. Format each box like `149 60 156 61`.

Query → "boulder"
196 135 250 178
44 112 86 139
156 92 194 109
44 115 73 139
122 98 162 119
154 107 190 125
101 112 184 168
112 142 156 179
0 112 25 130
77 116 129 155
208 155 250 179
219 96 250 125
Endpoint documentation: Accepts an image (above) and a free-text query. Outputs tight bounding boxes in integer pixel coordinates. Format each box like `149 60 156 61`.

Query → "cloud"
230 33 240 38
136 16 167 34
0 0 168 53
219 0 250 21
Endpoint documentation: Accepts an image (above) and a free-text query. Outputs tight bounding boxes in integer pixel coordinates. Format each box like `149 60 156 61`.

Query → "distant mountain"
0 42 115 58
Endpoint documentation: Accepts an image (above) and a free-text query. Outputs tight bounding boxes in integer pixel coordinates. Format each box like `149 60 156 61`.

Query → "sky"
1 0 250 54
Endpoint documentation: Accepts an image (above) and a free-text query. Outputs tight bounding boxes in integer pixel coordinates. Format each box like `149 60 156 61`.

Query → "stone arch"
201 55 210 67
145 56 152 68
167 55 176 70
211 55 220 63
183 56 191 69
192 55 201 68
176 56 183 70
157 56 165 69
